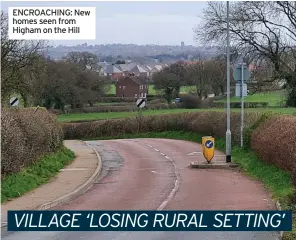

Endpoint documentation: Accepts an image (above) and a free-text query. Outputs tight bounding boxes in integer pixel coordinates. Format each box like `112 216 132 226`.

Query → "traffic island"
190 161 239 169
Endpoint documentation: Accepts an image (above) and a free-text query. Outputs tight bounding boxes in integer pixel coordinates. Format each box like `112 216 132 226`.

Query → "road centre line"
143 142 180 211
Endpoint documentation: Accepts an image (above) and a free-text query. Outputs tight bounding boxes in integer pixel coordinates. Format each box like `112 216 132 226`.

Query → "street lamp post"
240 62 245 148
226 1 231 163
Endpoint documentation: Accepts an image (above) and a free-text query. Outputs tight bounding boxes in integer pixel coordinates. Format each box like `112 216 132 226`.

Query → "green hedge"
62 112 263 145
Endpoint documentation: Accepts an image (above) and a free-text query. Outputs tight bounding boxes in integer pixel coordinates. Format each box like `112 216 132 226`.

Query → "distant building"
116 76 148 98
150 65 163 77
129 65 148 78
104 65 124 80
104 63 164 80
181 41 185 49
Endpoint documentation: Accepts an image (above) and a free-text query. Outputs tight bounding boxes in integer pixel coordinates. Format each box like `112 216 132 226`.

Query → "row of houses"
104 63 168 80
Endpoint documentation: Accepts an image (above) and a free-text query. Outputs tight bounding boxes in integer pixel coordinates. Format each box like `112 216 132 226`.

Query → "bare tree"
195 1 296 106
64 51 100 71
1 11 45 102
184 53 215 99
152 68 183 104
166 62 188 97
207 59 227 96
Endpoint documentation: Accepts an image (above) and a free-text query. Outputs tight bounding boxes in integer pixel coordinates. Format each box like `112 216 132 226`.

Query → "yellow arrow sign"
202 136 215 163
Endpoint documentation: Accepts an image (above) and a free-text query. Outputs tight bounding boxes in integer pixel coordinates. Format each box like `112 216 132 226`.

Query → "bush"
97 97 135 103
1 108 63 177
62 111 262 145
251 115 296 172
147 95 160 101
181 94 201 109
67 105 136 113
251 115 296 200
48 109 64 115
103 94 116 97
149 99 166 104
96 102 134 106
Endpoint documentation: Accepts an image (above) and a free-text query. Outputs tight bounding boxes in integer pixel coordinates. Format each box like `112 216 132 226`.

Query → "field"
106 84 196 95
106 84 116 94
106 84 285 105
58 107 296 122
215 91 286 106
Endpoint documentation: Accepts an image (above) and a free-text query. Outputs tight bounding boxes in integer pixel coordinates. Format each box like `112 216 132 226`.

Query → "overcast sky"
2 1 208 46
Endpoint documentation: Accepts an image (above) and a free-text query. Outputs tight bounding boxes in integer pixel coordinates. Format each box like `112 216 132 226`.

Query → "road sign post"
10 97 19 107
136 98 146 133
233 63 251 148
33 105 40 114
235 84 248 97
202 136 215 163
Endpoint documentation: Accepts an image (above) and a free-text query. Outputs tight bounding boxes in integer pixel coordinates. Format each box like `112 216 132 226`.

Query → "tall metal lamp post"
226 1 232 163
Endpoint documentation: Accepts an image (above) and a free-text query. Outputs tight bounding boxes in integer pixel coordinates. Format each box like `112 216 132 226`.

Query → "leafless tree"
1 11 46 102
195 1 296 106
183 53 216 98
206 59 227 96
64 51 100 71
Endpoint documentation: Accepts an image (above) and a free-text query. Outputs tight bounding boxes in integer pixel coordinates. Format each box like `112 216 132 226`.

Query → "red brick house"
116 75 148 98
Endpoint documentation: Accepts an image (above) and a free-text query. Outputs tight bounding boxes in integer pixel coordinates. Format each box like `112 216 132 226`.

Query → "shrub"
1 108 63 177
250 115 296 200
147 95 160 101
48 109 64 115
62 112 261 145
251 115 296 172
103 94 116 97
181 94 202 109
97 97 135 103
149 99 166 104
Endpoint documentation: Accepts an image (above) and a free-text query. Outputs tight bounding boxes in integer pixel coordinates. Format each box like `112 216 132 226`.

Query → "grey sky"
1 1 208 46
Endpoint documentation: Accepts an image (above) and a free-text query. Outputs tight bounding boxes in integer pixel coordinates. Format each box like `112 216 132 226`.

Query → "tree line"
1 11 108 110
151 57 229 104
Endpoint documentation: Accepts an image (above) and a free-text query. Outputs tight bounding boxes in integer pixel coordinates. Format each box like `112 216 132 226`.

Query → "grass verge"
86 130 295 239
215 91 286 106
58 108 296 122
1 146 75 203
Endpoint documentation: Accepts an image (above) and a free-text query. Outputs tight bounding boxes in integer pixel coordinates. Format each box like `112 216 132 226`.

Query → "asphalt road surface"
2 139 280 240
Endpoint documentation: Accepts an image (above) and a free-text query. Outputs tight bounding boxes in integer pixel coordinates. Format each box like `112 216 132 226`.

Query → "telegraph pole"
226 1 232 163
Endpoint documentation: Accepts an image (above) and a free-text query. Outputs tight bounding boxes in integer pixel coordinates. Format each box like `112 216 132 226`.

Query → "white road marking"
144 141 181 211
151 171 157 173
187 151 202 155
147 144 153 147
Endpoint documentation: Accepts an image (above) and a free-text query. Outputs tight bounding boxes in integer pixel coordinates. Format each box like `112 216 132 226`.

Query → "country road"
2 138 280 240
